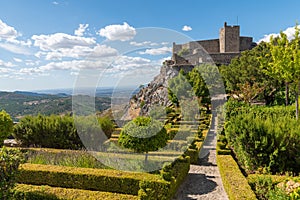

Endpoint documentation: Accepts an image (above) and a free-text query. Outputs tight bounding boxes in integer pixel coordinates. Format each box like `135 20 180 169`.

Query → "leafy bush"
13 115 83 149
98 116 114 139
0 147 24 200
217 155 257 200
0 110 13 145
225 102 300 174
13 114 115 150
247 175 300 200
118 117 168 157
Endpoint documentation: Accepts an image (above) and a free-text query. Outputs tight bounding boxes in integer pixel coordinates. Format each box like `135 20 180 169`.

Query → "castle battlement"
171 22 256 66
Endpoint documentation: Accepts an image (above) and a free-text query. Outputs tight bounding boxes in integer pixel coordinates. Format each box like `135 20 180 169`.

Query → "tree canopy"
0 110 13 145
118 116 168 155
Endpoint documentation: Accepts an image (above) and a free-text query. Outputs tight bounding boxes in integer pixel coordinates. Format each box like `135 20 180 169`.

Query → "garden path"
173 112 228 200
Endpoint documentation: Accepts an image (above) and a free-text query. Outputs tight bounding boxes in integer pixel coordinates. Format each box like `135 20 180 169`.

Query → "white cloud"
129 41 162 47
0 19 32 54
75 24 89 36
182 25 192 31
0 19 18 40
98 22 136 41
139 46 172 55
35 44 118 60
52 1 59 5
0 60 15 67
0 42 31 55
32 33 96 51
130 41 152 46
13 58 23 62
259 25 299 43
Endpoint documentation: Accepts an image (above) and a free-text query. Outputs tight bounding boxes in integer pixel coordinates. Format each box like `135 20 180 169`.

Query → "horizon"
1 0 300 91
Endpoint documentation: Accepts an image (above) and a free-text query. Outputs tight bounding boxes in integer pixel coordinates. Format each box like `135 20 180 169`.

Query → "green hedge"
216 142 231 155
217 155 257 200
139 155 190 200
17 155 190 200
13 184 138 200
17 163 161 195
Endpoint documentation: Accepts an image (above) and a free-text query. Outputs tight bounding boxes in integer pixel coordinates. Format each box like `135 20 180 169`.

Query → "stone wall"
197 39 220 53
239 37 254 51
209 53 240 65
219 23 240 53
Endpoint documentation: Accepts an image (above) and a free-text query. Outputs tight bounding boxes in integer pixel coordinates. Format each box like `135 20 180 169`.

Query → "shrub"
118 117 168 162
0 110 13 145
217 155 257 200
247 175 300 200
98 116 114 139
13 115 83 149
0 147 24 200
225 104 300 174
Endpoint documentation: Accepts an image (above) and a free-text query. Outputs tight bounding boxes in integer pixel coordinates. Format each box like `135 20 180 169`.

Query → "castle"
169 22 256 66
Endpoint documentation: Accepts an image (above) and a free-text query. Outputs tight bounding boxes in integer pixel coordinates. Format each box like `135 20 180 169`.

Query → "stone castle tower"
219 22 240 53
171 22 256 65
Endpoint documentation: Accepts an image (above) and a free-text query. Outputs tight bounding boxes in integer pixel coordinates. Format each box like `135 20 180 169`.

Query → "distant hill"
0 91 111 121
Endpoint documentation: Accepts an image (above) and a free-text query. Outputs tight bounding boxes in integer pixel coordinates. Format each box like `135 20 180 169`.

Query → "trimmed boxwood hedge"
17 163 160 195
139 155 190 200
13 184 139 200
217 155 257 200
17 155 191 199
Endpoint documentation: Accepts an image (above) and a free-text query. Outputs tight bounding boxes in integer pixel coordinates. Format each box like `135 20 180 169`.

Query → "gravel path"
173 114 228 200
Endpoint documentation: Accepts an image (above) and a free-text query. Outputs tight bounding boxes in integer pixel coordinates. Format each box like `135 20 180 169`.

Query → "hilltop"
0 91 111 121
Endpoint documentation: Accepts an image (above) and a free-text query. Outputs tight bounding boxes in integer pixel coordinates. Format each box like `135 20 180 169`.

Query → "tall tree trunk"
286 82 289 106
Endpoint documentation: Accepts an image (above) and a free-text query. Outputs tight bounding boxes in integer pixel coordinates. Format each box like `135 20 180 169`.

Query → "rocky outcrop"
121 63 194 120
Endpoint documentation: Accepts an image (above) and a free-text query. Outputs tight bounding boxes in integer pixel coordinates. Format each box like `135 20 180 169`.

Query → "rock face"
122 64 194 120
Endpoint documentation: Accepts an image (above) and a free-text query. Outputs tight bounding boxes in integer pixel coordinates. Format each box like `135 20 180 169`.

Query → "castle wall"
239 37 253 51
210 53 240 65
197 39 220 53
219 24 240 53
172 23 254 66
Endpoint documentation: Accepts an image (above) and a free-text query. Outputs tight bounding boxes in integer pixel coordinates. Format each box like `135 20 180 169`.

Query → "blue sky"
0 0 300 91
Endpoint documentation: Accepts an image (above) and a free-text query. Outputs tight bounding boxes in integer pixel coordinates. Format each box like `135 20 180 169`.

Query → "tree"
168 70 192 106
221 43 282 105
0 110 13 146
118 117 168 163
187 66 211 110
259 25 300 119
98 116 114 139
0 147 24 200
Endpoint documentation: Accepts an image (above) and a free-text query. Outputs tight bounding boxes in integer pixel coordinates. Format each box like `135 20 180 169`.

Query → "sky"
0 0 300 92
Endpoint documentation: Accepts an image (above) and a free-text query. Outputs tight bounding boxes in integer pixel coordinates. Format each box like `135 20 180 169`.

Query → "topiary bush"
118 117 168 162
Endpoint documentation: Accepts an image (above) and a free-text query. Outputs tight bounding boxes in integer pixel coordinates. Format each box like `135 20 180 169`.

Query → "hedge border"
17 163 161 195
17 156 190 199
13 184 139 200
217 155 257 200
